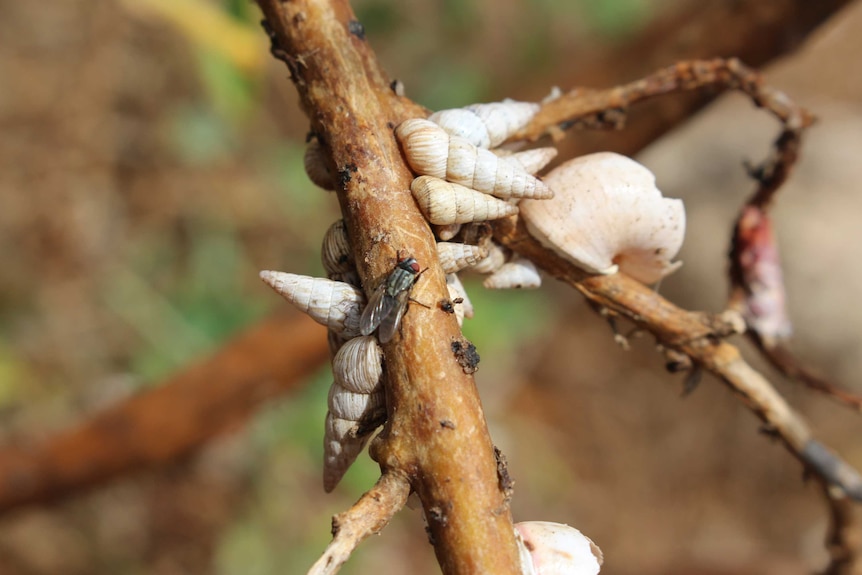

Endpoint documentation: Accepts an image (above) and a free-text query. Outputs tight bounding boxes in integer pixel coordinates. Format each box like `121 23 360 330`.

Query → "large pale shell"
428 100 540 148
469 241 507 274
436 241 489 274
445 273 474 319
483 257 541 289
331 335 383 394
396 119 552 200
411 176 519 225
515 521 603 575
304 139 337 191
495 147 558 176
520 152 685 284
321 219 356 279
323 412 368 492
328 381 386 421
259 271 364 337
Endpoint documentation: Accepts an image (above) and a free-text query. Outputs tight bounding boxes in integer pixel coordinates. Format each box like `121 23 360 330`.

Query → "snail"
494 146 558 176
428 100 540 149
396 119 553 200
411 175 519 225
259 271 365 337
515 521 603 575
469 240 508 275
520 152 685 284
436 241 489 274
483 256 541 290
304 138 337 191
321 219 359 286
324 335 387 492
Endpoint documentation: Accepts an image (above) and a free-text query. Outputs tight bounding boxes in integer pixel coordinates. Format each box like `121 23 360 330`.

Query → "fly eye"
409 262 421 273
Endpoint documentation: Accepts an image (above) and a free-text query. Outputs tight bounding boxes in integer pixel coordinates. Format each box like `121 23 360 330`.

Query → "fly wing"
377 290 410 343
360 284 397 337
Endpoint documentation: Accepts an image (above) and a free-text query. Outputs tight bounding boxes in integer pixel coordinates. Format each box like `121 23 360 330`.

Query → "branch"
822 482 862 575
255 1 521 573
0 311 329 514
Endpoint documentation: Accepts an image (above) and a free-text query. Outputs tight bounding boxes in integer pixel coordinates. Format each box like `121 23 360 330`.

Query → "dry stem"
256 1 521 573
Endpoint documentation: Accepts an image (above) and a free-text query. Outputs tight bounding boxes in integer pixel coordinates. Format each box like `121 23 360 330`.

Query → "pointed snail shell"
396 119 552 200
304 139 337 191
436 241 489 274
259 271 365 337
411 175 519 225
445 273 474 319
515 521 603 575
331 335 384 394
501 147 558 176
483 257 541 289
469 240 507 274
328 381 386 422
321 219 358 284
520 152 685 284
428 100 540 148
323 411 370 492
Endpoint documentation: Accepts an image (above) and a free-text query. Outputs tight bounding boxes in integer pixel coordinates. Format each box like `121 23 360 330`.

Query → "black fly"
360 254 424 343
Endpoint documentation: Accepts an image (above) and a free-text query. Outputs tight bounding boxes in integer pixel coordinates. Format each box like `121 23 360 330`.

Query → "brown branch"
308 472 411 575
0 311 329 514
255 1 521 573
494 216 862 502
822 482 862 575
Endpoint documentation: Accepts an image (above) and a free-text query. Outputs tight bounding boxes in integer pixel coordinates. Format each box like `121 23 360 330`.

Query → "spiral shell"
445 273 474 319
323 411 369 492
483 257 541 289
520 152 685 284
259 271 364 337
396 119 552 200
331 335 383 394
328 381 386 422
469 241 507 274
304 139 337 191
411 176 519 225
516 521 603 575
503 147 558 176
428 100 540 148
436 241 489 274
321 219 358 285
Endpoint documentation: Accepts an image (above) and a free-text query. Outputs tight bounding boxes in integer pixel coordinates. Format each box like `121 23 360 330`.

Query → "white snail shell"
331 335 384 394
469 240 507 274
445 273 474 319
323 411 371 493
304 139 337 191
327 381 386 422
520 152 685 284
259 271 365 337
502 147 558 176
321 219 358 285
428 100 540 149
396 119 552 200
411 175 519 225
483 256 541 289
436 241 489 274
435 223 462 241
515 521 603 575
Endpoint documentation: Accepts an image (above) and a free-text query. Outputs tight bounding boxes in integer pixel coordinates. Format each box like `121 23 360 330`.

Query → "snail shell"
428 100 540 148
321 219 358 285
469 240 507 274
515 521 603 575
304 139 337 191
502 147 558 176
436 241 489 274
396 119 552 200
520 152 685 284
323 411 370 493
328 381 386 422
483 256 541 289
435 223 462 241
411 175 519 225
331 335 384 394
259 271 364 337
445 273 474 319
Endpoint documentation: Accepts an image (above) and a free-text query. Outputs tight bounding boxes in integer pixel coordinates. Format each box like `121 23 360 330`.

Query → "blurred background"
1 0 862 573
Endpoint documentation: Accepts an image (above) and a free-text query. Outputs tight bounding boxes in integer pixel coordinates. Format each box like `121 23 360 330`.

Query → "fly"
360 254 424 343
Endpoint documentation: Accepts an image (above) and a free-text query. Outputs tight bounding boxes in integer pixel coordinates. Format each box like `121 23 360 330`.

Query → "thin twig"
308 472 411 575
822 482 862 575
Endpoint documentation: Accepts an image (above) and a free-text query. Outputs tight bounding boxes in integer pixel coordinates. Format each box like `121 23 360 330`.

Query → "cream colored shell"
483 256 541 289
428 100 540 149
331 335 383 394
495 147 558 176
327 381 386 422
396 119 552 200
321 219 358 285
515 521 603 575
520 152 685 284
411 176 519 225
436 241 489 274
469 240 507 274
259 271 365 337
304 139 337 191
323 411 371 493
